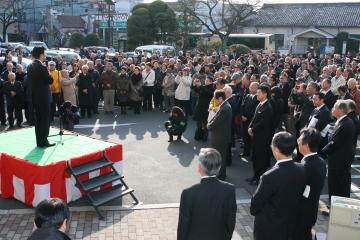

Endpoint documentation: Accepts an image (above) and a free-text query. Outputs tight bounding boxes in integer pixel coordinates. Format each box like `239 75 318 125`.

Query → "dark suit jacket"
348 111 360 147
279 82 292 114
250 160 306 240
208 101 232 147
249 100 273 145
27 59 53 105
292 93 314 130
28 227 71 240
177 177 237 240
241 94 259 124
306 105 331 133
339 92 353 100
297 154 326 226
269 97 284 130
323 116 355 171
3 80 23 106
324 90 336 110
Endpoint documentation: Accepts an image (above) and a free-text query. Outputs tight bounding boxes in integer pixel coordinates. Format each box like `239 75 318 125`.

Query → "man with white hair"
347 78 360 115
1 62 14 81
323 100 355 205
76 65 93 118
177 148 236 240
3 72 23 128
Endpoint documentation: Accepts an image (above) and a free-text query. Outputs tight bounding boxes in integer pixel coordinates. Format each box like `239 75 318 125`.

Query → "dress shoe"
249 179 259 186
240 152 250 157
38 143 56 148
245 177 255 182
321 209 330 216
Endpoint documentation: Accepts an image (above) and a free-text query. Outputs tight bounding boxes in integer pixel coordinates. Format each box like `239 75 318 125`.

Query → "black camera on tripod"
59 101 80 131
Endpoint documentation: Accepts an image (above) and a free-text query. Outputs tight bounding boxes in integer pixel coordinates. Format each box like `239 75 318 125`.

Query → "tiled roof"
57 16 86 29
245 3 360 27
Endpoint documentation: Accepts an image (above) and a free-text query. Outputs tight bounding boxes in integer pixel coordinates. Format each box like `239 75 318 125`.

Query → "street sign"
99 20 127 29
115 21 127 29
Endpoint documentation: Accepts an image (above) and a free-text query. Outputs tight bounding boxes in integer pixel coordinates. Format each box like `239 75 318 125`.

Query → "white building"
242 2 360 54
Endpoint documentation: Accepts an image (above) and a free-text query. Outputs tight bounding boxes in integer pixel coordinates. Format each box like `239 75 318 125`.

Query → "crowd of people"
1 45 360 239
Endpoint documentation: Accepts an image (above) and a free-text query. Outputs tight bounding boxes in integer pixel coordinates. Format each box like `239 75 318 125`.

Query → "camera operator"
60 101 80 131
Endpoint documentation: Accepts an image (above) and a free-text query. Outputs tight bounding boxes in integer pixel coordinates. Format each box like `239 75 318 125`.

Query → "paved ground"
1 107 258 208
1 106 360 239
1 106 360 208
0 201 330 240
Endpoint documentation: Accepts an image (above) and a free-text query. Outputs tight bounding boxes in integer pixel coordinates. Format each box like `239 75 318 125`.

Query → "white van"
134 45 175 57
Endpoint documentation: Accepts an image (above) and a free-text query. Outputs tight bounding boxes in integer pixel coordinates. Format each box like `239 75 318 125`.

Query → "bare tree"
0 0 20 42
178 0 262 47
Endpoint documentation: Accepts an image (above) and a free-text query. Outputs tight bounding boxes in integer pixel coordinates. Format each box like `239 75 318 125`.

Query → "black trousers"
251 143 271 180
293 218 313 240
132 101 141 114
34 103 51 147
328 169 351 202
24 101 35 125
50 93 62 121
6 102 23 126
80 105 92 118
153 87 163 108
212 143 228 180
142 86 154 111
92 87 100 113
194 121 208 141
242 121 251 155
0 94 6 124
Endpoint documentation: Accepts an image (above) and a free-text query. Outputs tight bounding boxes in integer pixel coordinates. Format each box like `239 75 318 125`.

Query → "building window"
274 34 284 49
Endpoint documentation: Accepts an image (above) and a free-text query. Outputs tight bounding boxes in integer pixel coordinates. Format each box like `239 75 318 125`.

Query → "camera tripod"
48 116 78 145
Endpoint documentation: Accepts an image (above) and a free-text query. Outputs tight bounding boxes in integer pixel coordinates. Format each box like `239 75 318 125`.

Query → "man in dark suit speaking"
207 89 232 180
27 47 55 148
177 148 237 240
294 128 327 240
250 132 306 240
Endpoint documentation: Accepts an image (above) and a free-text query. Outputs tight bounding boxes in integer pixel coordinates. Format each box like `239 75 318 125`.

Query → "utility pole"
105 0 115 47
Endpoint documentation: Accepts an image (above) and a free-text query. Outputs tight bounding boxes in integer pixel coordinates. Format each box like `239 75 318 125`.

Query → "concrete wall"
242 26 360 50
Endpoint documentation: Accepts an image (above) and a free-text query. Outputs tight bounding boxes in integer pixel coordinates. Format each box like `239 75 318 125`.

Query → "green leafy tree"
229 44 251 55
335 32 349 54
131 3 149 13
69 33 84 48
148 0 177 43
127 8 156 50
84 33 100 46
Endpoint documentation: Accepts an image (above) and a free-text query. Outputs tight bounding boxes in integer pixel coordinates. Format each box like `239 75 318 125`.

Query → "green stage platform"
0 127 114 166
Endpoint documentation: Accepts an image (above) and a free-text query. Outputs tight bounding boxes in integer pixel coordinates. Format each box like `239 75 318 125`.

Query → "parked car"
55 50 81 64
124 52 135 59
0 56 32 72
0 48 7 56
0 42 27 50
29 41 48 49
45 50 62 62
134 45 175 57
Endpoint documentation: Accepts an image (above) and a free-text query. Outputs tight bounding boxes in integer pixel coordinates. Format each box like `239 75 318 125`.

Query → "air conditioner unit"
327 196 360 240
